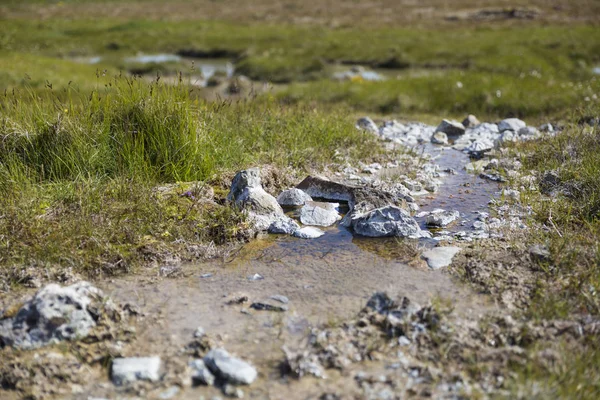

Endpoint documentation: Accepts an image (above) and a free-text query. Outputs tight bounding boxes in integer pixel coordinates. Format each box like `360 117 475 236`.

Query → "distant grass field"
1 18 599 119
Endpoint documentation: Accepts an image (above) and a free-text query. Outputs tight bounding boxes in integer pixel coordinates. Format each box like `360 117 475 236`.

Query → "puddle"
125 53 183 64
70 56 102 64
416 144 501 232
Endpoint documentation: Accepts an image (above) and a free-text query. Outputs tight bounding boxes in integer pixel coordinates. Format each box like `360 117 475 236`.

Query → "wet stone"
293 227 325 239
300 203 341 227
111 357 162 386
425 209 460 227
277 188 313 206
204 348 257 385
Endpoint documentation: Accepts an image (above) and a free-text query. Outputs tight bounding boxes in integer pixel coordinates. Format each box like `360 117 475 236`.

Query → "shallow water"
416 145 501 231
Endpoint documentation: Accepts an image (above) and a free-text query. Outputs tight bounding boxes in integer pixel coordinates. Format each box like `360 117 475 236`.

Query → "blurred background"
1 0 599 121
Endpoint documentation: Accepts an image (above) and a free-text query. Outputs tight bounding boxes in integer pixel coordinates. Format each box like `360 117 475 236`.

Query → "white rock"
498 118 526 132
204 348 257 385
425 209 460 227
277 188 313 206
111 357 161 385
293 227 325 239
300 204 341 227
422 247 462 270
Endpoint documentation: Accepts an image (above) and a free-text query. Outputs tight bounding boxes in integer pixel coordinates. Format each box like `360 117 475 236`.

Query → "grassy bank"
497 107 600 397
0 77 379 287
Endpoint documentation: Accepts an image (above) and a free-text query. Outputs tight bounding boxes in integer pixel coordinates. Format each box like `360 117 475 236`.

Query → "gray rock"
227 168 297 233
425 209 460 227
204 348 257 385
421 247 462 270
356 117 379 134
352 206 426 238
277 188 313 206
293 227 325 239
189 359 216 386
540 123 554 133
431 131 448 145
462 114 481 128
299 204 341 227
435 119 465 136
111 357 161 385
0 281 114 349
498 118 526 132
268 217 300 235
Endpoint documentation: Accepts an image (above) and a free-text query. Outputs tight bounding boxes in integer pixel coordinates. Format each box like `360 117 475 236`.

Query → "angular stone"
189 359 215 386
435 119 465 136
228 168 297 233
422 247 462 270
498 118 526 132
293 227 325 239
352 205 425 238
299 204 341 227
462 114 481 128
268 217 300 235
204 348 257 385
111 357 161 385
0 281 115 350
425 209 460 227
277 188 313 206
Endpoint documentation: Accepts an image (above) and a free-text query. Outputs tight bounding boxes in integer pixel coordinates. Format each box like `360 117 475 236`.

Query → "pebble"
111 357 161 385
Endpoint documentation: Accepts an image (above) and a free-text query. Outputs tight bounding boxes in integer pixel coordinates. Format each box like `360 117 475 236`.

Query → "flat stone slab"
293 227 325 239
111 357 161 385
422 247 462 270
204 348 257 385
